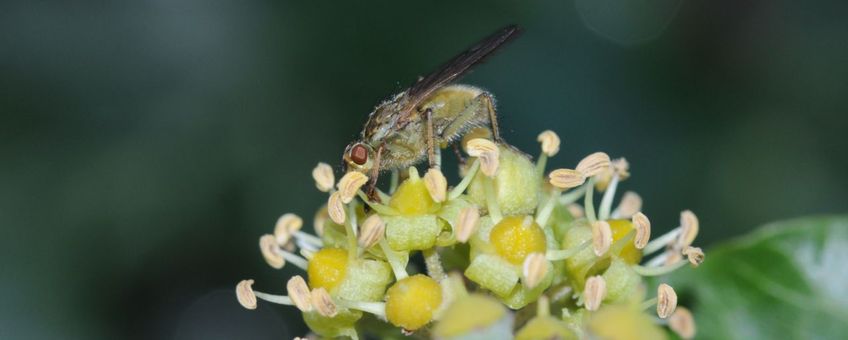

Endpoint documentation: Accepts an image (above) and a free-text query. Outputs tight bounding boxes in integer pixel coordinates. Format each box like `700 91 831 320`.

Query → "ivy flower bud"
312 162 335 192
236 279 257 310
337 171 368 204
584 275 607 311
657 283 678 319
491 216 547 264
386 274 443 331
537 130 560 156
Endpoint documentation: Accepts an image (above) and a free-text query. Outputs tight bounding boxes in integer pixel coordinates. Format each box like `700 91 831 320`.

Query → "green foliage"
666 216 848 339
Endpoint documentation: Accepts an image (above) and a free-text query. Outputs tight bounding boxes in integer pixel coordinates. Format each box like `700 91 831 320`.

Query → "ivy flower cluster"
236 131 703 340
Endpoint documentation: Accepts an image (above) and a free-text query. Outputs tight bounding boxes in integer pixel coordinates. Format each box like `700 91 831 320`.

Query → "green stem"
423 248 446 282
254 291 294 305
546 241 590 261
598 174 619 221
293 230 323 247
345 203 358 261
449 159 480 200
484 176 502 223
643 227 681 255
558 183 587 205
633 260 687 276
356 191 398 215
379 238 408 280
535 153 548 178
640 297 658 311
537 296 551 317
535 190 561 227
339 300 386 318
275 249 309 270
584 177 597 223
609 230 635 255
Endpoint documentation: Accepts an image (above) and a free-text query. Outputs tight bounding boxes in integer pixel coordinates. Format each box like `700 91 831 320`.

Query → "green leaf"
666 215 848 339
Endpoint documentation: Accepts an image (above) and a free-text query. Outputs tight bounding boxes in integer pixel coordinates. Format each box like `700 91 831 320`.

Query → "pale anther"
423 168 448 202
274 213 303 246
522 252 548 289
358 214 386 249
668 306 696 339
682 246 704 267
549 168 585 189
455 206 480 243
632 212 651 249
537 130 561 157
611 191 642 219
312 162 335 192
286 276 313 312
657 283 678 319
337 171 369 204
327 192 346 225
584 275 607 311
575 152 611 178
592 220 613 256
676 210 699 249
466 138 500 177
311 287 338 317
236 279 258 310
259 234 285 269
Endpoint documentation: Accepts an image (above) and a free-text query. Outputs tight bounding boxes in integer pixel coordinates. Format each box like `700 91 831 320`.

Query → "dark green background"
1 1 845 339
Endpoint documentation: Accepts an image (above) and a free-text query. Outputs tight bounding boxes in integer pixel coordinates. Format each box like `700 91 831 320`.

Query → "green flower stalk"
236 130 704 340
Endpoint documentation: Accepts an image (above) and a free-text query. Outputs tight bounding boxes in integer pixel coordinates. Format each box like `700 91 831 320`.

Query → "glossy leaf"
666 215 848 339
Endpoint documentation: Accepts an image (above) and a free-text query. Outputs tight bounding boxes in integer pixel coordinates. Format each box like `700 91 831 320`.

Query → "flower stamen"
584 275 607 311
632 212 651 249
287 275 313 312
522 252 548 289
423 168 448 203
449 159 480 200
455 206 480 243
610 191 642 219
236 279 296 309
312 162 335 192
337 172 369 204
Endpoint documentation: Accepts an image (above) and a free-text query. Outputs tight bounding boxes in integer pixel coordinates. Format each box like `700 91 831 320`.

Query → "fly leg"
366 144 384 203
424 108 440 169
453 143 467 166
476 92 502 142
440 92 501 145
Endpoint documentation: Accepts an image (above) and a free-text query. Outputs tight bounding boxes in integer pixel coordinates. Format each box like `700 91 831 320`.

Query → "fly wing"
403 25 521 113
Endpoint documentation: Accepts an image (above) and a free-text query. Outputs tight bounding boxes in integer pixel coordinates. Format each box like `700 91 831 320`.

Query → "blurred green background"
1 0 845 339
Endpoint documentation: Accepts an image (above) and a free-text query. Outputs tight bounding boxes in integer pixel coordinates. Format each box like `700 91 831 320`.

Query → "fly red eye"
350 144 368 165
